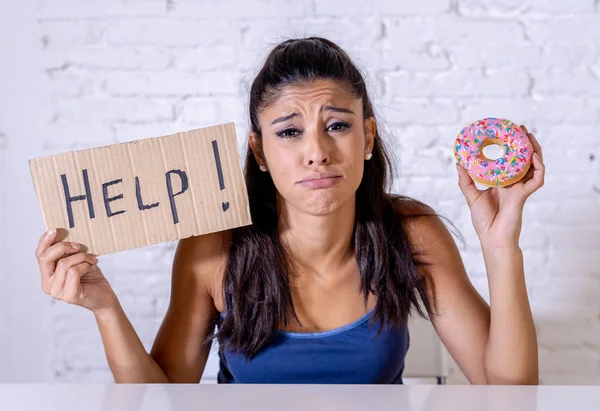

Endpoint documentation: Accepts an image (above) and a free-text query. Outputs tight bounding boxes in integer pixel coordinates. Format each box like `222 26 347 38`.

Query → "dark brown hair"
214 37 446 358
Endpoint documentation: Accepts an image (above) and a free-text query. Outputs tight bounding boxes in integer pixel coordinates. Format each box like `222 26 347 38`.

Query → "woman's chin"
301 192 346 216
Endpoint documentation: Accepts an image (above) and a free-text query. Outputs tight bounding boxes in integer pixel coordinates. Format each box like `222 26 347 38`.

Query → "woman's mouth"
297 175 343 189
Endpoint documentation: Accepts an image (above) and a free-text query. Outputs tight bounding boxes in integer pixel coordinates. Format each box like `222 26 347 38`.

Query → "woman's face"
250 79 376 216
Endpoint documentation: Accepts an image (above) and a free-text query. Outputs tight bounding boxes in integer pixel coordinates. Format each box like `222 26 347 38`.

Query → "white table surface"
1 384 600 411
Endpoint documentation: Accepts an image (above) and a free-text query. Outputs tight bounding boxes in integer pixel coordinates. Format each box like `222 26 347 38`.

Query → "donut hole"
481 138 506 161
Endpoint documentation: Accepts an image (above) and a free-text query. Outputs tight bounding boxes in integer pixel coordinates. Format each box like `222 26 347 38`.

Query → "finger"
35 229 57 259
517 164 535 186
524 152 545 196
39 241 81 282
520 124 543 162
49 253 98 299
36 230 61 278
63 262 92 304
526 132 543 163
456 163 481 208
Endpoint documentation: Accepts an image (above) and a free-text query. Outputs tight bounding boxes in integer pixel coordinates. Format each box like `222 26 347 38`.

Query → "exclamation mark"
212 140 229 212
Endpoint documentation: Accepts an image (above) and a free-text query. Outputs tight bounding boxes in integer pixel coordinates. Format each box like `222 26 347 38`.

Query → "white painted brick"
460 100 535 126
457 0 595 16
397 147 456 179
530 302 598 323
532 174 599 201
172 0 309 20
46 69 100 99
40 47 172 71
118 295 159 318
381 45 452 72
113 123 184 143
540 44 600 69
539 348 600 375
373 0 452 15
242 18 382 51
43 120 115 148
37 0 166 19
519 227 549 250
383 99 459 126
524 200 600 227
388 125 458 151
533 67 600 97
177 98 220 125
530 278 600 307
461 98 600 125
547 227 600 251
312 0 375 17
383 17 526 48
212 96 247 124
460 248 487 274
172 46 237 72
526 16 600 44
40 21 107 48
448 44 541 69
536 124 600 148
546 249 600 276
104 71 240 96
522 249 548 273
55 98 174 122
543 148 598 174
395 176 460 201
537 321 600 348
533 99 600 124
384 70 530 98
100 242 176 273
106 21 240 47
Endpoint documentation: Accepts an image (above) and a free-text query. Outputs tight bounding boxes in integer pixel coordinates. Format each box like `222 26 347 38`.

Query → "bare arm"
95 301 170 383
149 231 227 382
96 231 227 383
401 205 537 384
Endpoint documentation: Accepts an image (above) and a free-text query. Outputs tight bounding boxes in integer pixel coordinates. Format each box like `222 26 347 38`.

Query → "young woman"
35 37 544 384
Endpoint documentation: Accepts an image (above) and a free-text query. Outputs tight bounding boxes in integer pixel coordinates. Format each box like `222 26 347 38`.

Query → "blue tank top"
216 309 410 384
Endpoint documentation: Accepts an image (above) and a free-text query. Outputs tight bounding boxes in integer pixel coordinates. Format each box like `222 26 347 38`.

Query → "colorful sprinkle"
454 118 534 186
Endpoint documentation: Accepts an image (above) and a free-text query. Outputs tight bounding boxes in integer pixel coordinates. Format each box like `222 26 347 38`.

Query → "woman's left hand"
456 125 545 247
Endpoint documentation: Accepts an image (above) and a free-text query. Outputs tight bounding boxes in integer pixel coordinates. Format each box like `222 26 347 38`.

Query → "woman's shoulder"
389 194 437 220
388 195 454 253
176 229 232 261
173 229 231 309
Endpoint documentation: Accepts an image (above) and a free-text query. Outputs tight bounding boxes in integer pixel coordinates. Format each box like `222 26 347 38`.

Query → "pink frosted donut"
454 118 533 187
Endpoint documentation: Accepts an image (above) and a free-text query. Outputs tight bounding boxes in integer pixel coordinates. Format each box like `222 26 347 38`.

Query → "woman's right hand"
36 229 117 315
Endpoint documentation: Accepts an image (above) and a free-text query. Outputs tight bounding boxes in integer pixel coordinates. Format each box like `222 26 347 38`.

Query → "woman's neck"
277 194 356 276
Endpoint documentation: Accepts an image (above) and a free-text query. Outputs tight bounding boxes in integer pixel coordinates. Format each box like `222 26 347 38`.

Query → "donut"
454 118 533 187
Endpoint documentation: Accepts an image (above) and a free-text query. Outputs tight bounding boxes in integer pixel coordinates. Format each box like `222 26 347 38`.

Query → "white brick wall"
2 0 599 384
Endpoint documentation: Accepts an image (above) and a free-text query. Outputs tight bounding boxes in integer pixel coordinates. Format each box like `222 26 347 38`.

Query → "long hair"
213 37 444 358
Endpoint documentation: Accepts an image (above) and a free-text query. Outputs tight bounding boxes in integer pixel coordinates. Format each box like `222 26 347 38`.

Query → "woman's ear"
364 117 376 154
249 131 267 169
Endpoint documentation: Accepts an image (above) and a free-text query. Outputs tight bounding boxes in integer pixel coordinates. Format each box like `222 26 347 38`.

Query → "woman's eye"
276 128 300 138
328 122 351 132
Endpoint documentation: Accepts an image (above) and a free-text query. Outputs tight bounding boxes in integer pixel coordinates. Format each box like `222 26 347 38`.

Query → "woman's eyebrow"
323 105 355 115
271 112 300 125
271 106 355 125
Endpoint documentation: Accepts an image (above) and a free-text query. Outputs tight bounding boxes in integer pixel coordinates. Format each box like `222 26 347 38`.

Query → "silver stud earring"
259 165 268 172
365 153 372 160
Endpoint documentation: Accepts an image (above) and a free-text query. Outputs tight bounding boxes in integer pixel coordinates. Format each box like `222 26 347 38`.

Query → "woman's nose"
304 129 331 166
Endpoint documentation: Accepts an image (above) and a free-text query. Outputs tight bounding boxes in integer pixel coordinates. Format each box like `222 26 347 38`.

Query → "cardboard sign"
29 122 252 255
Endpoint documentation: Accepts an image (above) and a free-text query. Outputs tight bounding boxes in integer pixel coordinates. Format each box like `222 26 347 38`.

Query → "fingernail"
46 228 56 237
92 257 99 264
71 243 80 250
